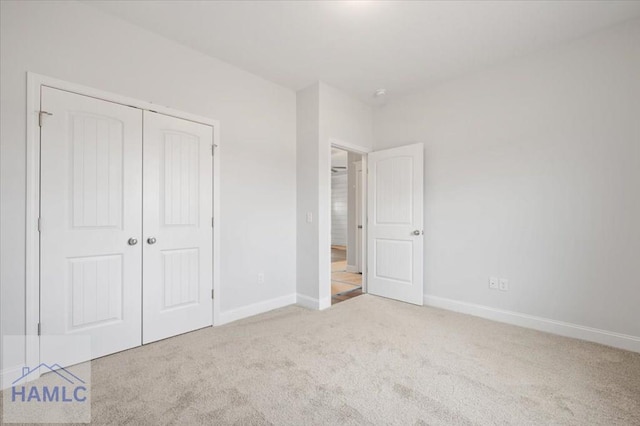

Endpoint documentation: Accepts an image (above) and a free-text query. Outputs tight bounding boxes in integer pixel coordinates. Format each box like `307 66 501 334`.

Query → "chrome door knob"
147 237 157 245
413 230 421 236
128 238 138 246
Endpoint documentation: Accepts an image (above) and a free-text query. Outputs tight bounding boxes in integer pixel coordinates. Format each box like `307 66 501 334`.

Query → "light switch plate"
499 278 509 291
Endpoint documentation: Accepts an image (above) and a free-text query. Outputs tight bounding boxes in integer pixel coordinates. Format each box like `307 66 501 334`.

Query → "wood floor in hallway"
331 246 362 305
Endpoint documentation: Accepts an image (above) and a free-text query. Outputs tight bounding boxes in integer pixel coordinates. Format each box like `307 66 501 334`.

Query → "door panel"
367 143 424 305
142 111 213 344
40 87 143 365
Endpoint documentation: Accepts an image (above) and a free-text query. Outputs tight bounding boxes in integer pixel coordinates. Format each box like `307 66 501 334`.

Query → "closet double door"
40 87 213 364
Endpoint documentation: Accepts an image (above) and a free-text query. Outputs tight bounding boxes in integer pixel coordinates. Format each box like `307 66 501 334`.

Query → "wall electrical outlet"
499 278 509 291
306 212 313 223
489 277 498 289
257 273 265 284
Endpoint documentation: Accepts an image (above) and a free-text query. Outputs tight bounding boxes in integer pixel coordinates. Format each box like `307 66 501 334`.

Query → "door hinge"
38 111 53 127
37 217 42 232
211 217 214 228
211 289 215 299
37 323 41 336
211 145 214 156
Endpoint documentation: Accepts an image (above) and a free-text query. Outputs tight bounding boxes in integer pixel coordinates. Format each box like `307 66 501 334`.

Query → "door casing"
354 160 364 275
328 140 370 299
24 72 221 379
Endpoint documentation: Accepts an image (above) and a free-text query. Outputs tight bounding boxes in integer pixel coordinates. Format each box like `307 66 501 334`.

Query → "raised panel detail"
375 239 412 283
375 156 412 224
69 255 123 328
71 113 124 228
161 248 199 309
163 132 199 226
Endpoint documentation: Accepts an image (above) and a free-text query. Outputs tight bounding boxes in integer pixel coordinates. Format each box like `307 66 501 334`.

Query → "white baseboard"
319 297 331 310
296 294 319 309
424 295 640 353
296 294 331 310
346 264 359 273
218 293 296 325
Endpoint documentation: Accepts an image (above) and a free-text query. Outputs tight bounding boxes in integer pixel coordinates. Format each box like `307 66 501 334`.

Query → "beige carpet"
5 295 640 425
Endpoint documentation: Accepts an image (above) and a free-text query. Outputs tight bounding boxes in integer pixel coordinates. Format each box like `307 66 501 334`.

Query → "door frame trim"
25 72 221 374
353 160 364 275
327 138 370 301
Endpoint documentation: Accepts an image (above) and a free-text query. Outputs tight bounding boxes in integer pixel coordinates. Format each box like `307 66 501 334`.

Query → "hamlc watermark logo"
3 335 92 423
11 363 88 403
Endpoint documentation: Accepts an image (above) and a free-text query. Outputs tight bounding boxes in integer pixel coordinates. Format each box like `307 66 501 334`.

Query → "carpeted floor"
7 295 640 425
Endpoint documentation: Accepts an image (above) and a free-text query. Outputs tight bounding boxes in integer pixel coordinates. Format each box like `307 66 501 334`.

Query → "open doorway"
331 147 365 305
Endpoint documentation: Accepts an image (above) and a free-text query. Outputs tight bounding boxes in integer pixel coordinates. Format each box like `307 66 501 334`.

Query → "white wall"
373 20 640 338
319 83 374 152
318 83 373 304
296 82 373 308
331 174 348 246
296 84 321 305
0 0 296 373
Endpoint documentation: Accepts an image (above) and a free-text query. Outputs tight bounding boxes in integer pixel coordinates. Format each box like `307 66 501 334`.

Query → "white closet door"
40 87 143 365
367 143 424 305
142 111 213 344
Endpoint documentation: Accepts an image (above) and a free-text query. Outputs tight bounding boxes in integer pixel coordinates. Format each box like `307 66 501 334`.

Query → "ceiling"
87 1 640 102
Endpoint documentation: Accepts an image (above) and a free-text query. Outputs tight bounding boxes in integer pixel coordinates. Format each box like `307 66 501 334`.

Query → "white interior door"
40 87 143 365
142 111 213 344
367 143 424 305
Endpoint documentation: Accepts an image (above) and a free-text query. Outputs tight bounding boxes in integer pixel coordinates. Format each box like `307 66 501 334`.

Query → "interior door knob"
147 237 157 245
413 230 421 236
128 237 138 246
